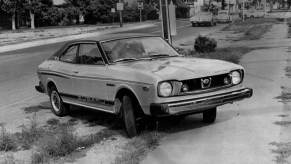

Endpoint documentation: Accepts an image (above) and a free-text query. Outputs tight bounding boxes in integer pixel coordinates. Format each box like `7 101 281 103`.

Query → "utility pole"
160 0 171 43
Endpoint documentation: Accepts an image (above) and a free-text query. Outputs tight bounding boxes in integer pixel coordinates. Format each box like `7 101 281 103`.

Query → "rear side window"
78 43 104 65
60 45 78 63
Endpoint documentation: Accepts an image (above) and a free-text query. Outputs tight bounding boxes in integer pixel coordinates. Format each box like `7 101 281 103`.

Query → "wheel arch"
114 86 144 116
46 79 58 95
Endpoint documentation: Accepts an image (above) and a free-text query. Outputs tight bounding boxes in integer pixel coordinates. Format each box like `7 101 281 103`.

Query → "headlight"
158 82 173 97
230 71 242 85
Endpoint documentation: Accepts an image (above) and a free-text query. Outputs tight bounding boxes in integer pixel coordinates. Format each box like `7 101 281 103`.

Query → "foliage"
194 36 217 53
23 0 53 14
1 0 22 15
176 6 189 18
179 47 254 64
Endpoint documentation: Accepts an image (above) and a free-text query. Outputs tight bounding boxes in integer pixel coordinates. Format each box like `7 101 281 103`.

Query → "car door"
49 44 78 98
72 42 113 112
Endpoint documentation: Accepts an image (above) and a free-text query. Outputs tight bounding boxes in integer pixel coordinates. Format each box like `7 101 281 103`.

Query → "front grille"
181 73 231 93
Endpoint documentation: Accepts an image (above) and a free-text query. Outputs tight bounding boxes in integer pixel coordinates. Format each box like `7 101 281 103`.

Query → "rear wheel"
192 22 196 27
121 95 138 138
203 107 217 123
49 86 69 117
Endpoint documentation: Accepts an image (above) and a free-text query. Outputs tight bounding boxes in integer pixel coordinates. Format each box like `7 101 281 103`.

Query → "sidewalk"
0 21 158 53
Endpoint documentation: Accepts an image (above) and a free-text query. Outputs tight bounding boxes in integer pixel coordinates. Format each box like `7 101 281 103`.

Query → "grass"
276 91 291 102
31 123 118 163
270 142 291 164
222 18 281 40
0 126 17 152
285 67 291 78
178 47 254 64
274 121 291 126
0 113 118 164
114 131 164 164
242 24 273 40
16 115 44 150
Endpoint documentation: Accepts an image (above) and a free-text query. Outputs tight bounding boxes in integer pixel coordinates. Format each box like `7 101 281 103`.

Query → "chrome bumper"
150 88 253 116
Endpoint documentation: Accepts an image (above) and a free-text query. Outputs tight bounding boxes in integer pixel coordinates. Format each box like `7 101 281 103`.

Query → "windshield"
101 37 180 63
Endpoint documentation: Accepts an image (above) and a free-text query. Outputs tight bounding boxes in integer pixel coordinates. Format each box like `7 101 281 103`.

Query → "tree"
1 0 22 30
24 0 53 29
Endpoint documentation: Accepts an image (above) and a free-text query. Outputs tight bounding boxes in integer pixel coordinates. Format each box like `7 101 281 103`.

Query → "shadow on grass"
68 106 123 131
23 101 51 114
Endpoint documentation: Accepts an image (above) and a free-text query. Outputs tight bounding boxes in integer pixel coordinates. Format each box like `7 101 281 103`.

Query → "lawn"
222 18 282 40
178 47 255 64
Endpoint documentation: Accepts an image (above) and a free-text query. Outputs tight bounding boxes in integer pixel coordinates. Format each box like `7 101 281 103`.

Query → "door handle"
73 71 79 74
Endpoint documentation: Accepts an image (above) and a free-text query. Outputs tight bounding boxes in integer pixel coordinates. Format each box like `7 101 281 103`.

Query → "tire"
192 22 196 27
49 86 69 117
121 95 138 138
250 15 255 19
203 107 217 123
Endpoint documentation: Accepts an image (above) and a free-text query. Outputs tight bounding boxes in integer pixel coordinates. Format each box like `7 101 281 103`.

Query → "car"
35 33 253 137
216 10 232 23
240 9 265 19
190 12 217 27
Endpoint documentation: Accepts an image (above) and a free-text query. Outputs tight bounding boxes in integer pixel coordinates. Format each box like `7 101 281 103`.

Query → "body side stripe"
38 70 152 85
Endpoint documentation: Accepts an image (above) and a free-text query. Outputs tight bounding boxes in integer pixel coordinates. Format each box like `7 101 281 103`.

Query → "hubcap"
51 91 61 112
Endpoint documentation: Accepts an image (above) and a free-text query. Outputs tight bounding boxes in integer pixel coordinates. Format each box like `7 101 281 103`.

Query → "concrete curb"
0 23 157 53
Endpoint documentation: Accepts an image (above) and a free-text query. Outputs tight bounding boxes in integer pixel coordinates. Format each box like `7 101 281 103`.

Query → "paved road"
0 20 223 131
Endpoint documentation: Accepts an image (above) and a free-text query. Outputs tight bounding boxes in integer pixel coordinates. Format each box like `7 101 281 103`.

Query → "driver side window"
78 43 105 65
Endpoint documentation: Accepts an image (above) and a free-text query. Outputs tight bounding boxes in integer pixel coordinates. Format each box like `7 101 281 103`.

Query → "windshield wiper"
149 54 170 58
149 54 179 59
113 58 137 63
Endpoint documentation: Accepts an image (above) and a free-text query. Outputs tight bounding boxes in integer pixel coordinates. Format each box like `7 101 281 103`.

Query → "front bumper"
150 88 253 116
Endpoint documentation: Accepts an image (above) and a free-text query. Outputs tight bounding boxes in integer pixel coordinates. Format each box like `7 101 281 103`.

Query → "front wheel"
203 107 217 123
121 95 138 138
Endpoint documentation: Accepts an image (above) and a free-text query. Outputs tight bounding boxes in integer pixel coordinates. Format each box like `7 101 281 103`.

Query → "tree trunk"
30 11 35 29
12 13 16 30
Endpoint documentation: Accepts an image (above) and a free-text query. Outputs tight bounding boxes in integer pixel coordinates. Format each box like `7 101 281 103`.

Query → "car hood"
122 57 243 81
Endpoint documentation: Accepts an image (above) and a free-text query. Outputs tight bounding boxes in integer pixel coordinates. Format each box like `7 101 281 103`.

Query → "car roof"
64 33 159 45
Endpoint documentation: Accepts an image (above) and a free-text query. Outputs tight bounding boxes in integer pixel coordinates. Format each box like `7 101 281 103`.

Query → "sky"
53 0 65 5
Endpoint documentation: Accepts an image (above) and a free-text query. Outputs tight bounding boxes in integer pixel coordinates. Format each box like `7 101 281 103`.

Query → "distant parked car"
35 33 253 137
190 12 217 26
216 10 232 23
240 9 265 19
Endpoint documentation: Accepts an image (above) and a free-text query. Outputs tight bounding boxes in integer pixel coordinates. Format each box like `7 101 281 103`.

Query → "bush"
194 36 217 53
176 6 189 18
